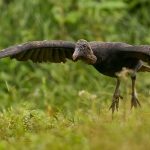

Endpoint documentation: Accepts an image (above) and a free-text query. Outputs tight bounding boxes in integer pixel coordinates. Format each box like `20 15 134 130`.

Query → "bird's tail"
138 64 150 72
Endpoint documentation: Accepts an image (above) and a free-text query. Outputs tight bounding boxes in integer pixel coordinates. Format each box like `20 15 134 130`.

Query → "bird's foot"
109 93 123 114
131 95 141 109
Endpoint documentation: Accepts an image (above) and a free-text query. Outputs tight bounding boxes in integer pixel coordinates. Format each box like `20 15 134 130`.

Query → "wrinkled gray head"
72 39 97 64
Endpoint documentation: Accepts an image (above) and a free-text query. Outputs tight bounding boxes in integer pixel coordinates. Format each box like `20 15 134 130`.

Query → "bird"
0 39 149 113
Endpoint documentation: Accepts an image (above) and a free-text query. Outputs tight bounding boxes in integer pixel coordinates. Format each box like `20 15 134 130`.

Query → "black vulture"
0 39 149 113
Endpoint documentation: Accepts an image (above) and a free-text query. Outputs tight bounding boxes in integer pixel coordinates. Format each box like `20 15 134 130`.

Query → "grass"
0 60 149 150
0 97 150 150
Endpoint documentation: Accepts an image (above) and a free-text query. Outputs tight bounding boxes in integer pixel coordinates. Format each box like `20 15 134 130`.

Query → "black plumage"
0 39 149 113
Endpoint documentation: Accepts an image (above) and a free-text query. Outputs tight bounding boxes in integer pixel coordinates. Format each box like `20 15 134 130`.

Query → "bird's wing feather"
0 40 75 63
118 45 150 65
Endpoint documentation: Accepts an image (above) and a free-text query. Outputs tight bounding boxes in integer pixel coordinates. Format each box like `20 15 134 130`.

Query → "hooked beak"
72 48 79 61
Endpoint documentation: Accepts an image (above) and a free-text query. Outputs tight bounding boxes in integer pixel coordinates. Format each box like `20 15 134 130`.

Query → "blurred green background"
0 0 150 149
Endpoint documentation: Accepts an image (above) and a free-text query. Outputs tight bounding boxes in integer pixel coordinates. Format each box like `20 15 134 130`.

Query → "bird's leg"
131 74 141 108
109 78 123 113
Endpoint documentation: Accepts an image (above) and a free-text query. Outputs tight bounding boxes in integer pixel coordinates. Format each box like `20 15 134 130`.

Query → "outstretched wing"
0 40 75 63
118 45 150 65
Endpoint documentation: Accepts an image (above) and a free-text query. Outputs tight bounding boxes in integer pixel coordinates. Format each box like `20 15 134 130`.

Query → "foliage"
0 0 150 149
0 0 150 46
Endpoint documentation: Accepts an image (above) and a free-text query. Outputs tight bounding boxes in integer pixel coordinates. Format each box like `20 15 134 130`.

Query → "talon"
109 96 121 113
131 96 141 109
